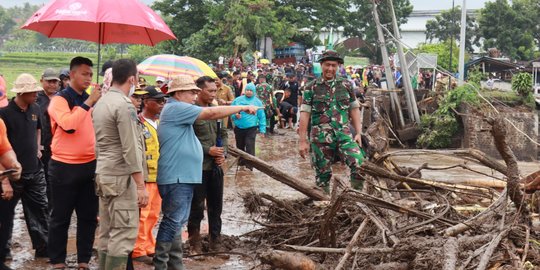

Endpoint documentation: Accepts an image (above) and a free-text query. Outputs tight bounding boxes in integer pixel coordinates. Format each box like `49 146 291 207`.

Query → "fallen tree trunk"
228 146 329 201
489 117 530 224
361 161 492 196
284 245 394 254
376 149 508 175
260 250 320 270
443 237 458 270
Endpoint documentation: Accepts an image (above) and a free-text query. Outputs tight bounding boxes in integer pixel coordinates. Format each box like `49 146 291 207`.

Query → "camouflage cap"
318 50 344 64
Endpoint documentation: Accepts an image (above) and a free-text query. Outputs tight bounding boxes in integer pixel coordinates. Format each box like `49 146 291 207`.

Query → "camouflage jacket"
256 82 274 114
300 77 360 142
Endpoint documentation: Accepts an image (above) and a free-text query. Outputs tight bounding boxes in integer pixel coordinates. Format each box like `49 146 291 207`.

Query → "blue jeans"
156 183 194 242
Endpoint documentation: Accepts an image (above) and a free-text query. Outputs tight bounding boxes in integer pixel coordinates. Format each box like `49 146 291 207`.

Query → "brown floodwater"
6 129 540 269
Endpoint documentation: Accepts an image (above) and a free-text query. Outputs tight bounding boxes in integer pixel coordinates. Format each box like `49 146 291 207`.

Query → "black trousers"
234 126 257 168
0 170 49 262
187 167 224 240
40 150 52 210
47 159 98 264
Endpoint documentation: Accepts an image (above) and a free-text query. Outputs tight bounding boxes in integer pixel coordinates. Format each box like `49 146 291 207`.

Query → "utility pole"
448 0 455 90
371 0 405 127
388 0 420 123
458 0 467 85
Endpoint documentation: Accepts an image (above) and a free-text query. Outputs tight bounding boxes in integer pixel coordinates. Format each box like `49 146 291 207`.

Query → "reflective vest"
139 114 159 183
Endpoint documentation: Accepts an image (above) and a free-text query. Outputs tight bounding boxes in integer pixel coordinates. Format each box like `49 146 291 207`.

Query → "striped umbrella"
137 54 217 80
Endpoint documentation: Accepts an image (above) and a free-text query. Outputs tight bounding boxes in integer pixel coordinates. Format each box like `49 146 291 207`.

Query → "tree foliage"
344 0 413 62
415 41 461 72
425 6 478 53
151 0 412 62
478 0 537 60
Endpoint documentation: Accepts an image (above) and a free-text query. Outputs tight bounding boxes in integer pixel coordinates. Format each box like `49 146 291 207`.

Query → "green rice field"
0 51 98 97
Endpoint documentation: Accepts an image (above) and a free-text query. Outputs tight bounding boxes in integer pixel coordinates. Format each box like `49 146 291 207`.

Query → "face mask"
128 83 135 97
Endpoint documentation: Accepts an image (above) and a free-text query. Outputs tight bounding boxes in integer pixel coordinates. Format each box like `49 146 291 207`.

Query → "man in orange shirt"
0 117 23 270
47 57 101 270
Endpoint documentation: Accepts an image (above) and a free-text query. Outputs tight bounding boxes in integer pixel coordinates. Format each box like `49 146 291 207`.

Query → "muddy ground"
6 129 540 269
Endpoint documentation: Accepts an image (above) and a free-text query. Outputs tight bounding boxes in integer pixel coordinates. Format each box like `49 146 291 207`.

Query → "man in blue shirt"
231 83 266 171
154 75 258 270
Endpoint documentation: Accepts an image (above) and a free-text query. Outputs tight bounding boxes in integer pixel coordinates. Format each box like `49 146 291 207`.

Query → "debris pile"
229 116 540 269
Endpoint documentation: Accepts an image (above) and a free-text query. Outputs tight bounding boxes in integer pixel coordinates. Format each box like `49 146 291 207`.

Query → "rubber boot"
98 250 107 270
168 234 184 270
104 255 128 270
153 241 172 270
188 230 202 255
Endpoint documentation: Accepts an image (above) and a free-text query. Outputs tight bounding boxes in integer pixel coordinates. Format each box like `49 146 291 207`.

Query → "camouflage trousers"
310 131 365 191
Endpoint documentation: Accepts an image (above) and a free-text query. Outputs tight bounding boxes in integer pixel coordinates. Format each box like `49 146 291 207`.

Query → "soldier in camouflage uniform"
256 76 276 133
298 50 365 192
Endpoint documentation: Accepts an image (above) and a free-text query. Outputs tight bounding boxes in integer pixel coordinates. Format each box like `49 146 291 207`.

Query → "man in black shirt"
284 75 300 126
0 73 49 264
36 68 59 207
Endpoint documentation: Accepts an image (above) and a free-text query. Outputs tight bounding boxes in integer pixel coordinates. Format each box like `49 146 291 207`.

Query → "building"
401 9 480 50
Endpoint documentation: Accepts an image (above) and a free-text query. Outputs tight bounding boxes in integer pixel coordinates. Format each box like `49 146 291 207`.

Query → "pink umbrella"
22 0 176 82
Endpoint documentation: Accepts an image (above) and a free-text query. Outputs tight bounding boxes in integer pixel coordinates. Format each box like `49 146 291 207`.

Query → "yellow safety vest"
139 115 159 183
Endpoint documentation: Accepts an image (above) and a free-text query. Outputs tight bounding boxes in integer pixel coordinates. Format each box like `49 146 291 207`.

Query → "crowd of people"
0 50 368 270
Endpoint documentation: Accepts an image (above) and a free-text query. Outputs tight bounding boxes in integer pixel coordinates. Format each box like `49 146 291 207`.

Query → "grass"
0 51 99 98
0 51 170 98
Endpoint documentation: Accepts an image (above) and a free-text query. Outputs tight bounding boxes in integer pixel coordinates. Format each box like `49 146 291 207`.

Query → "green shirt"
193 103 229 171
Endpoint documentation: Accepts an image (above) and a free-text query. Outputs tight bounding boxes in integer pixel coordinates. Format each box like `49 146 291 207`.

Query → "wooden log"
443 237 458 270
284 245 394 254
361 161 492 196
357 202 399 246
228 146 329 201
377 149 508 175
260 250 320 270
371 263 409 270
334 219 369 270
488 117 530 223
475 228 509 270
443 189 507 237
453 179 506 189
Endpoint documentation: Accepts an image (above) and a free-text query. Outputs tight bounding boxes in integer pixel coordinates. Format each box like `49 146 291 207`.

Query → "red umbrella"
22 0 176 82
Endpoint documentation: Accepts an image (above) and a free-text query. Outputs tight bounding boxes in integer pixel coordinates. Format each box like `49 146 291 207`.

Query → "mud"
5 129 540 269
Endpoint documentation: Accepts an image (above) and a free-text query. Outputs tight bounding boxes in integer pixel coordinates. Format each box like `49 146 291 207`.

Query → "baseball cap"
42 68 60 81
144 86 167 99
156 76 166 83
59 68 70 79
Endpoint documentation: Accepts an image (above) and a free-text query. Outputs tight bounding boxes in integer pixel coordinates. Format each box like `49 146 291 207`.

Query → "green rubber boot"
98 251 107 270
168 233 184 270
153 241 172 270
104 255 128 270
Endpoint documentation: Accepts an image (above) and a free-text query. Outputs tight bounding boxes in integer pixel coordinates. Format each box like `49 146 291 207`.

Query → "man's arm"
350 107 362 147
48 96 91 131
298 111 310 159
116 103 148 207
197 105 258 121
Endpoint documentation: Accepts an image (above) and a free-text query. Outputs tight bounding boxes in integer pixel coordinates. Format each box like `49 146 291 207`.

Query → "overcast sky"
0 0 492 9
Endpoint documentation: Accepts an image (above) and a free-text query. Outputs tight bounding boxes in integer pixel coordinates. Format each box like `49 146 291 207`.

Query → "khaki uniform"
216 84 235 127
93 88 144 257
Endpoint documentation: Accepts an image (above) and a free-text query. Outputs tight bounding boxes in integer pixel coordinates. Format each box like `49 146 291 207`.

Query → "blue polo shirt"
157 98 203 185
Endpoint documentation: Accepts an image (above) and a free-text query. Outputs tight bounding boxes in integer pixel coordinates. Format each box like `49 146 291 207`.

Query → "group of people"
0 50 367 270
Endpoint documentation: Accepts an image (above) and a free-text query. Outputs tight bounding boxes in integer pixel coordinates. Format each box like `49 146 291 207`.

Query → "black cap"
217 72 227 79
144 86 167 99
59 68 70 78
318 50 344 64
100 60 113 76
